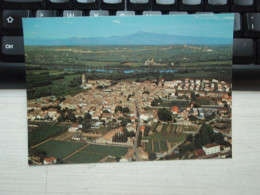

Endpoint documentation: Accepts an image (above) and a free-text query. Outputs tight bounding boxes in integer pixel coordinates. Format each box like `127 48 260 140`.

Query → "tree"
57 114 66 123
121 120 127 127
77 116 83 124
187 134 193 143
67 112 76 122
115 105 123 113
189 115 197 121
151 99 159 106
144 126 150 136
148 153 156 160
158 108 172 121
84 113 92 121
122 107 130 114
191 92 196 101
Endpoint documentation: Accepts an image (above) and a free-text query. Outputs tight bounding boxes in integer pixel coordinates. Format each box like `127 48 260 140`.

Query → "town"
28 75 232 165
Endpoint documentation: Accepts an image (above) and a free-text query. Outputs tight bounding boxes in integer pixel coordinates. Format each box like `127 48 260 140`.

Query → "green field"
143 132 186 143
28 123 69 147
153 140 160 152
65 144 129 164
145 141 153 153
33 140 86 160
160 140 168 151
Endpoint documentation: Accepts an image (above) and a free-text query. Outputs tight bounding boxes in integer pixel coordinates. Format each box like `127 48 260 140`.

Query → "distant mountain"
25 31 232 46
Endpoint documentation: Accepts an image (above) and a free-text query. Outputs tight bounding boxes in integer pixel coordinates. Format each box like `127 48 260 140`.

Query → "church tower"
82 74 86 85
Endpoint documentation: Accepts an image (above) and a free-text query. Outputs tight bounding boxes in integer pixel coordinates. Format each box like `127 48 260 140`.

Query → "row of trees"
112 128 136 143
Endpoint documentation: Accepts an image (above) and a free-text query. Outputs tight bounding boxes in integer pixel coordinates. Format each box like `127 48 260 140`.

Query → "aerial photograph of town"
23 14 234 165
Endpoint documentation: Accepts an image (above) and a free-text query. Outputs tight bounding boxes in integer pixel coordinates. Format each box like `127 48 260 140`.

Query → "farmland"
143 123 196 153
65 144 129 164
33 140 87 160
28 122 69 147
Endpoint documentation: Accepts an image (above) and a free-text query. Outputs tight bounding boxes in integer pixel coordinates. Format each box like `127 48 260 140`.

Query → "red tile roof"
195 149 206 156
204 144 218 149
44 157 56 162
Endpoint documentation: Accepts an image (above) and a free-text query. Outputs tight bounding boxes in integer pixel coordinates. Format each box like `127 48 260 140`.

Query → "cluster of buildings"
28 76 232 161
28 77 231 124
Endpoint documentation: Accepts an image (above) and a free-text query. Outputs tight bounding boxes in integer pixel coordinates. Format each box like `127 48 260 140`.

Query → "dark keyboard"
1 0 260 90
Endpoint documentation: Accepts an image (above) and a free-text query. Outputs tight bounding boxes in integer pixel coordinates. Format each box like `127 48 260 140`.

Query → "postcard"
23 14 233 165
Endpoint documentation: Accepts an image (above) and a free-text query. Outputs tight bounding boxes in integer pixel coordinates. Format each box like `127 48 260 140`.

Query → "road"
133 101 143 161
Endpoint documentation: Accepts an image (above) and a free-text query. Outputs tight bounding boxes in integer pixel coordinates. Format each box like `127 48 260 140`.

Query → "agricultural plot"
34 140 86 160
157 123 184 134
183 125 198 133
28 123 69 146
153 140 160 153
145 141 153 153
65 144 129 164
159 141 168 151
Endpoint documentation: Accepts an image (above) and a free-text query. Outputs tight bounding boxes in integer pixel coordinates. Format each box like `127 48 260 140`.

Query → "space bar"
0 62 26 89
233 65 260 91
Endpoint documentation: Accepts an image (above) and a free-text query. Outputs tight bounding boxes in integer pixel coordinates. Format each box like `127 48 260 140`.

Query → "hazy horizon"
23 14 234 46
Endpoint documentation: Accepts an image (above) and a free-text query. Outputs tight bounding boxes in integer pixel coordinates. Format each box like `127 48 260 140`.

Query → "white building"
43 157 57 165
68 124 82 132
202 144 221 155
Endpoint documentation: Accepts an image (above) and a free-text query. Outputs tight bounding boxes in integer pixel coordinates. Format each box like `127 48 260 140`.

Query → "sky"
23 14 234 44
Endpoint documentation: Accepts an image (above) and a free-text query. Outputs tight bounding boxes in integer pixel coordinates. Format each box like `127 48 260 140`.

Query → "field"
25 45 232 69
28 122 69 147
143 123 188 153
65 144 129 164
25 44 232 100
144 139 170 153
33 140 87 160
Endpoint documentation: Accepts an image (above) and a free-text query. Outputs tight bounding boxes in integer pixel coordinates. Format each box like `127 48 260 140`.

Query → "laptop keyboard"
1 0 260 90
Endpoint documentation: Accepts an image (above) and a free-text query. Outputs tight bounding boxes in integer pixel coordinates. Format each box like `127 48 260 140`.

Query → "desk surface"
0 90 260 195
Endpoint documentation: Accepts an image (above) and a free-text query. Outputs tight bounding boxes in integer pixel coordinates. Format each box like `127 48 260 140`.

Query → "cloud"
112 20 121 24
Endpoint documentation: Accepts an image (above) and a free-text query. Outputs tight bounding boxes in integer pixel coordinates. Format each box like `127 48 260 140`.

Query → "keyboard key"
3 0 44 9
231 0 256 12
77 0 95 2
36 10 58 17
130 0 149 3
101 0 124 10
233 38 256 64
156 0 175 5
47 0 71 9
208 0 227 4
63 10 83 17
182 0 201 5
257 39 260 64
234 13 242 37
50 0 69 2
0 62 26 89
143 11 161 15
169 11 188 14
205 0 229 12
152 0 177 11
116 11 135 16
75 0 99 9
1 36 25 62
234 0 254 6
244 13 260 37
103 0 122 3
127 0 151 11
2 10 32 33
179 0 204 11
89 10 109 16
